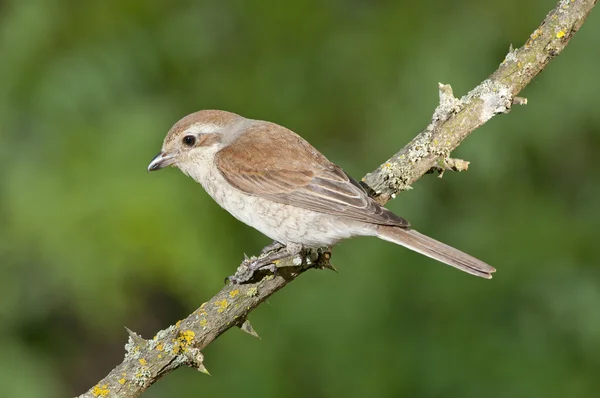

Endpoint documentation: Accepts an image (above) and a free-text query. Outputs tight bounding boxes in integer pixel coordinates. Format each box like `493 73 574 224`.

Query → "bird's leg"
228 244 303 284
260 241 285 255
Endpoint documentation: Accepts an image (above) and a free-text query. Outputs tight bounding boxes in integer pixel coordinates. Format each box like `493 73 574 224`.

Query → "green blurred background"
1 0 599 397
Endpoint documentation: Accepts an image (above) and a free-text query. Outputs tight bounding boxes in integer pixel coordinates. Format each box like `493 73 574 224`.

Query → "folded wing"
215 121 409 227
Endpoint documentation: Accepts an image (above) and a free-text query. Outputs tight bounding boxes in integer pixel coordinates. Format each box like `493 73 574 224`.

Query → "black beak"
147 152 174 172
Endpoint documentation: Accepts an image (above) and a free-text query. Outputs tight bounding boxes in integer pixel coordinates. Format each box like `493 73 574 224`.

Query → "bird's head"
148 109 243 172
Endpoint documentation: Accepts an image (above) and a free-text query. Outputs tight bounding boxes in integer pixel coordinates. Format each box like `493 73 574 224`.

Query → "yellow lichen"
158 354 162 358
196 302 208 316
180 330 195 344
215 299 229 313
139 358 147 366
200 318 208 327
118 378 126 385
246 287 258 297
156 343 164 351
170 330 197 355
556 30 565 39
175 320 182 329
229 289 240 298
91 384 109 397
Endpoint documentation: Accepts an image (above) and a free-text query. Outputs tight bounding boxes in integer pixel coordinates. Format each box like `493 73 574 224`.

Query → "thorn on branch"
316 250 337 272
513 96 528 105
125 327 149 351
431 83 462 125
184 347 210 375
238 319 261 339
437 83 461 110
503 44 518 64
428 158 470 178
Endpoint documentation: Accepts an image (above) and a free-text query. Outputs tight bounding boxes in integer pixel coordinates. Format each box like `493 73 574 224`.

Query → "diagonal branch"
78 1 597 397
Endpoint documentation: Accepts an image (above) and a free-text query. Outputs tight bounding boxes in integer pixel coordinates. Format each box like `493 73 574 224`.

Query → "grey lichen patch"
558 0 573 13
144 325 180 356
153 326 177 342
124 337 144 361
132 365 152 387
503 44 519 63
369 161 414 196
421 83 464 159
467 79 513 123
123 328 149 360
432 83 462 122
406 138 432 163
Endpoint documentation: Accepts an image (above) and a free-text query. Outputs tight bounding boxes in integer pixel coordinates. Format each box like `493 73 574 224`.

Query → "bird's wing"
214 121 409 227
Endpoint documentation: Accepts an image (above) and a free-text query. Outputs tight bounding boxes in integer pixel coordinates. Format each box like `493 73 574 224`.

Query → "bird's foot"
227 244 303 284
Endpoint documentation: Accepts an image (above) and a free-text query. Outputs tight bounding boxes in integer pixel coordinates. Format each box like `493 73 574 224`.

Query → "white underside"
177 146 376 247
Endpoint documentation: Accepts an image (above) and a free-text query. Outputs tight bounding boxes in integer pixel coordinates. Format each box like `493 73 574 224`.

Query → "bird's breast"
188 162 373 247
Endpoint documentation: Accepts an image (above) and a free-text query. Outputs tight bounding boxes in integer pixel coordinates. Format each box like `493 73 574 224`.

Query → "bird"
148 110 495 282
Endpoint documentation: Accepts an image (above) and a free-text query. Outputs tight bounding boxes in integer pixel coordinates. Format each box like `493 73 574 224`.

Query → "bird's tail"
376 225 496 279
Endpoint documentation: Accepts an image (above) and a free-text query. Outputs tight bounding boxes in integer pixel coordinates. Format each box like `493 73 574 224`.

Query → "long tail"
376 225 496 279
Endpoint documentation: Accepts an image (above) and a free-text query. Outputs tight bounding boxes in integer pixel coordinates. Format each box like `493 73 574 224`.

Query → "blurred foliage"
1 0 599 397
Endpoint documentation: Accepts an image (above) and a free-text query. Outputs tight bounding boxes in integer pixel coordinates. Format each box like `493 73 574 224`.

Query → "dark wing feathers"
215 121 409 227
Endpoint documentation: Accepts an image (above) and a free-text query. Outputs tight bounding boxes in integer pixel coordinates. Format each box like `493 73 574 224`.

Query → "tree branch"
78 1 597 396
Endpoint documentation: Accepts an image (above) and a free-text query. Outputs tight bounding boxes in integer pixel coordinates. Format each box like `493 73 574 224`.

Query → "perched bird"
148 110 495 281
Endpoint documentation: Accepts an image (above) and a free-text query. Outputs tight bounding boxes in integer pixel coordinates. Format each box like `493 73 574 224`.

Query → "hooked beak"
148 152 175 172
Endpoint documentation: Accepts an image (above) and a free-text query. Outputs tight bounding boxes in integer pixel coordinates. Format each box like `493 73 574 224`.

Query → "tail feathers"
377 225 496 279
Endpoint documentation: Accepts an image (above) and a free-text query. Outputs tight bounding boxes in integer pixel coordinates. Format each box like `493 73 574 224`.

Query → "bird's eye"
183 135 196 147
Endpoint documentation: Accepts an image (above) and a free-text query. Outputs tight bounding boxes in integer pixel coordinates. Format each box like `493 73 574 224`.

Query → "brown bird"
148 110 495 282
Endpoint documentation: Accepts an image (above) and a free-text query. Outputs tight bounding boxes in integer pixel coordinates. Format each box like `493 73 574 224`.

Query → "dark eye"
182 135 196 146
